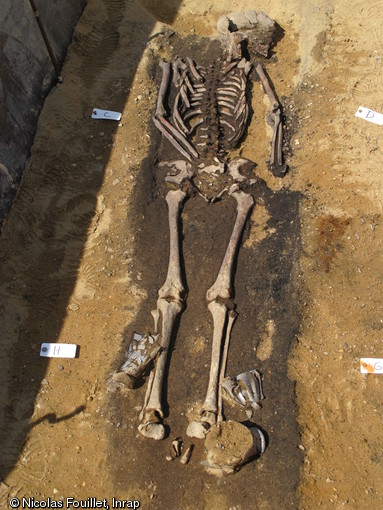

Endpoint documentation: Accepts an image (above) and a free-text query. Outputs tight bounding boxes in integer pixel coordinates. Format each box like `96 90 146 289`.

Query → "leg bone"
206 190 254 303
203 301 228 417
139 189 187 440
217 310 237 422
187 191 253 438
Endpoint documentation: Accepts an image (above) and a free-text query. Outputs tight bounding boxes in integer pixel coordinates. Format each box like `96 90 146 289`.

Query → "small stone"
58 365 64 371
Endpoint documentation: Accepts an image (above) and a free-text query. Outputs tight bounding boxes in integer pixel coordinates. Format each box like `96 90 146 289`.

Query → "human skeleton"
119 12 287 442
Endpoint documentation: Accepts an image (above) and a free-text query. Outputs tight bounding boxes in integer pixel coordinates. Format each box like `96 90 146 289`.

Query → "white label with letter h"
40 343 77 358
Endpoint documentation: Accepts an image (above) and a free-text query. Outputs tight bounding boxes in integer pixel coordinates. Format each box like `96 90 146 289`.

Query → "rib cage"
157 57 252 163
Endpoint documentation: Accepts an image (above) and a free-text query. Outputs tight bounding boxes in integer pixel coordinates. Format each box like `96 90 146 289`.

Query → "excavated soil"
0 1 382 509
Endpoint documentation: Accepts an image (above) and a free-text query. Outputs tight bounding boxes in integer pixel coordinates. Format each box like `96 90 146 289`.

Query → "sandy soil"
1 0 383 508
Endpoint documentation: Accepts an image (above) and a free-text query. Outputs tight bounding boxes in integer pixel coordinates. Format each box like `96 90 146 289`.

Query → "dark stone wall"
0 0 87 228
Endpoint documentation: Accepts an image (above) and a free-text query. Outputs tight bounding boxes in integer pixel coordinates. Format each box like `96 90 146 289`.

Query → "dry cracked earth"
0 1 383 509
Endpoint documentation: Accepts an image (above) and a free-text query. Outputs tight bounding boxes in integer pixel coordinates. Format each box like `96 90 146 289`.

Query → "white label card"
91 108 122 121
40 343 78 358
360 358 383 374
355 106 383 125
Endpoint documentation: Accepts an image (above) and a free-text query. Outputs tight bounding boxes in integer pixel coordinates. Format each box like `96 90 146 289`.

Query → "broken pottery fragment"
203 420 265 476
119 332 161 384
221 369 264 413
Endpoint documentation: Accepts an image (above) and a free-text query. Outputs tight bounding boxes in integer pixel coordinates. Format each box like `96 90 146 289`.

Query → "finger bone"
172 438 183 457
180 445 193 464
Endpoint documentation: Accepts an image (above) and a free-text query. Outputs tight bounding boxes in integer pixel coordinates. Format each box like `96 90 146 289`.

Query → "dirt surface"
1 1 383 509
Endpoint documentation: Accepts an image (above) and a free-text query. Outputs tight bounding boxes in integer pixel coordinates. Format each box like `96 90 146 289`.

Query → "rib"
220 119 236 132
187 119 204 135
217 100 235 110
173 94 188 134
180 84 190 108
158 117 199 158
184 109 202 120
153 118 193 161
186 57 204 83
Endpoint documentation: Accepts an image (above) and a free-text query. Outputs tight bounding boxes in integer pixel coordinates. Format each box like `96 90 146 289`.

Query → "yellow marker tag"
360 358 383 374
